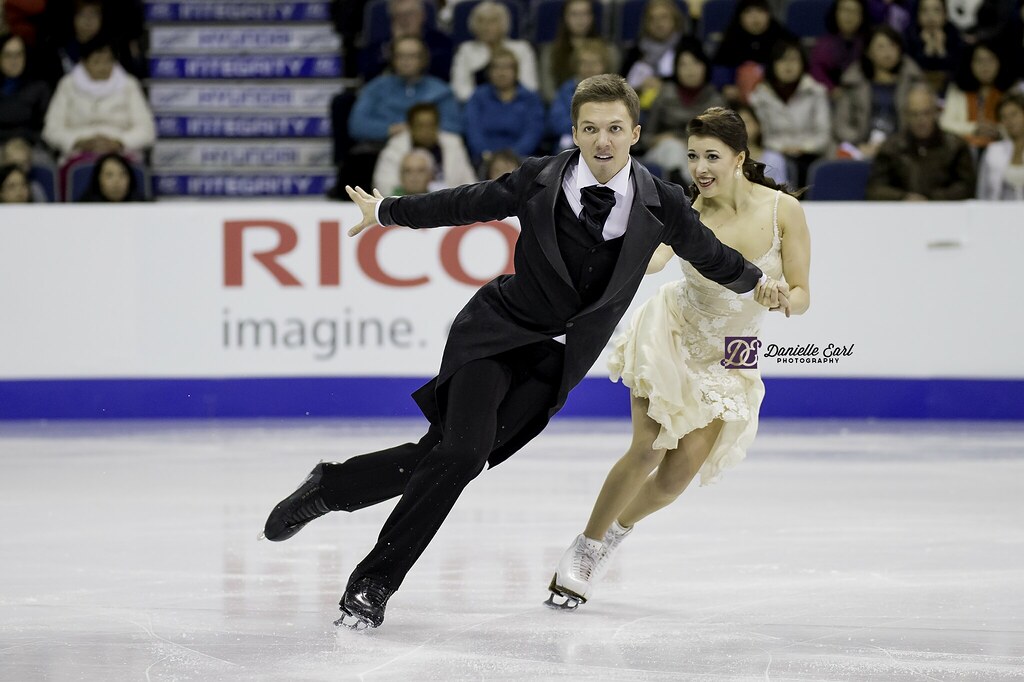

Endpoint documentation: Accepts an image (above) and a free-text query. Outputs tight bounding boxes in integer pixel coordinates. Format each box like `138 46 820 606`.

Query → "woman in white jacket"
449 1 537 102
42 38 155 161
977 91 1024 200
749 38 831 186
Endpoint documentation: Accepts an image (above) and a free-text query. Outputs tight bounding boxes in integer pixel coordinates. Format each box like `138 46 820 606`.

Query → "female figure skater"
547 106 811 608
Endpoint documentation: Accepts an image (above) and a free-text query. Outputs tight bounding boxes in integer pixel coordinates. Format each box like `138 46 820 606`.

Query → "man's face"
392 39 425 79
400 154 433 194
572 100 640 184
905 91 937 140
409 110 439 147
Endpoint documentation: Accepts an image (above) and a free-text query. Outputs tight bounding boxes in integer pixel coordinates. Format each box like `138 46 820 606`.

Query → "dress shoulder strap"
772 190 782 243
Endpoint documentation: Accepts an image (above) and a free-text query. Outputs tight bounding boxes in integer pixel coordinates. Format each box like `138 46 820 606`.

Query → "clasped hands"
755 277 791 318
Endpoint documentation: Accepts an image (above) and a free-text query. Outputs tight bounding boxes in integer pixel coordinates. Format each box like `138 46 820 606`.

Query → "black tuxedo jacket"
378 149 763 466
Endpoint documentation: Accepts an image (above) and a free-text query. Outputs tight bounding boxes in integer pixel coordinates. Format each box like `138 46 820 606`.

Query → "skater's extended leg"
319 425 442 512
581 394 667 541
618 419 723 527
346 359 512 592
262 425 442 542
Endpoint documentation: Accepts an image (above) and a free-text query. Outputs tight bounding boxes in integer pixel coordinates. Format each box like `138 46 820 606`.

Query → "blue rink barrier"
149 55 342 79
146 2 332 22
1 377 1022 420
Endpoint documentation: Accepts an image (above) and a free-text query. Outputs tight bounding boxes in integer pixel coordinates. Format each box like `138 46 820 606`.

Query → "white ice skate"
593 519 632 582
545 534 604 610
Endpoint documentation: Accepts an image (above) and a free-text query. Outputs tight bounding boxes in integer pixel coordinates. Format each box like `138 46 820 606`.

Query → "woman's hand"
755 277 792 317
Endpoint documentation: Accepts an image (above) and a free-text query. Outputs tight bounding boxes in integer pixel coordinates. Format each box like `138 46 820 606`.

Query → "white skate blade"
256 531 266 541
333 612 371 631
544 592 581 610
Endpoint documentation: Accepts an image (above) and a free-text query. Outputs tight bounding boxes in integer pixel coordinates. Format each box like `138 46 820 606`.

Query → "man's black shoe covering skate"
263 463 332 541
337 578 394 629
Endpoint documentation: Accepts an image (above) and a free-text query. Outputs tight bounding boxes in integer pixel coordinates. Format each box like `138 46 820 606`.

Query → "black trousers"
319 342 564 591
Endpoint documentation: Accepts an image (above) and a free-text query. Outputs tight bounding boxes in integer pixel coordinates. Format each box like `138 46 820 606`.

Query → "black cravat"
579 185 616 235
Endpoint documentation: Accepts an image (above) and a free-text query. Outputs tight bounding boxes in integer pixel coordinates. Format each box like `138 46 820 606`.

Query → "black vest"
554 191 625 308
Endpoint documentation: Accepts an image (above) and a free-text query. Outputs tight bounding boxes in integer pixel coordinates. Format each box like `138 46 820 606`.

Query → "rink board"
1 202 1021 419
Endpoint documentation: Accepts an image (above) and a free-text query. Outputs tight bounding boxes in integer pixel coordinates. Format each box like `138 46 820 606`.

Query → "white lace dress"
609 191 785 485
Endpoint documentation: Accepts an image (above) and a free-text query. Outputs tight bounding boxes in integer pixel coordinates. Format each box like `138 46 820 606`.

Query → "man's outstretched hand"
345 185 385 236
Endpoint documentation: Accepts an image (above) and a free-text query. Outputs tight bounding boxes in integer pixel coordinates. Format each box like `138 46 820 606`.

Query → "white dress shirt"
561 154 633 241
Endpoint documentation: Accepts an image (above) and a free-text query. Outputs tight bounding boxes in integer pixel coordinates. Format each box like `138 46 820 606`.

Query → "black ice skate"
334 578 394 630
260 462 332 542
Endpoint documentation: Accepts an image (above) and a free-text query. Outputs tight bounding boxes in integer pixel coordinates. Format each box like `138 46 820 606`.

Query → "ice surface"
1 419 1022 681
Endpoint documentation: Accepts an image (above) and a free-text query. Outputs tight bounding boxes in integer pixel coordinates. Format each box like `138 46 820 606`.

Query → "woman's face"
1000 102 1024 139
488 54 518 89
835 0 863 35
773 47 803 84
688 135 743 198
644 2 677 41
917 0 945 30
98 159 131 202
971 46 999 86
675 51 706 88
0 36 27 79
1 169 30 203
564 0 594 37
74 3 103 43
867 33 900 73
739 6 771 35
83 47 116 81
473 9 507 44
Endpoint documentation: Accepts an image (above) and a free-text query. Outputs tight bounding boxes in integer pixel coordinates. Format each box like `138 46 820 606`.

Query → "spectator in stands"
867 0 911 32
42 37 154 164
620 0 685 110
734 102 790 185
361 0 452 82
483 148 521 179
866 84 975 200
749 38 831 185
711 0 794 103
76 151 142 201
638 37 723 185
991 0 1023 78
940 41 1014 151
0 161 30 202
1 134 49 200
373 102 477 194
539 0 617 102
906 0 963 95
548 38 614 151
0 33 49 144
463 47 544 165
834 24 923 159
393 148 440 195
348 36 461 144
38 0 147 83
450 1 538 102
809 0 869 94
976 91 1024 199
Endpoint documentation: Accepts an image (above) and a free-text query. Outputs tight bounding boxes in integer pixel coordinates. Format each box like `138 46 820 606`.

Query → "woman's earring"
735 167 741 178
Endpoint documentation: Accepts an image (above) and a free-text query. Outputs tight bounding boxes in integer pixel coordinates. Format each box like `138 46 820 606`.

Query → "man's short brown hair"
570 74 640 129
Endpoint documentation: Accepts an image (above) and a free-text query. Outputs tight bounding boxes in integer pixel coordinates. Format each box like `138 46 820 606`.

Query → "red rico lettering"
224 219 517 287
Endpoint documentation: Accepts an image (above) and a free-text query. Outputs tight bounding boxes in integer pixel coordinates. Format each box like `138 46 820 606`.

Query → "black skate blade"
543 592 581 610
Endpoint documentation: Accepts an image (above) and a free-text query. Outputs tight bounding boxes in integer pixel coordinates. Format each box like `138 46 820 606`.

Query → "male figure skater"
263 75 790 629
